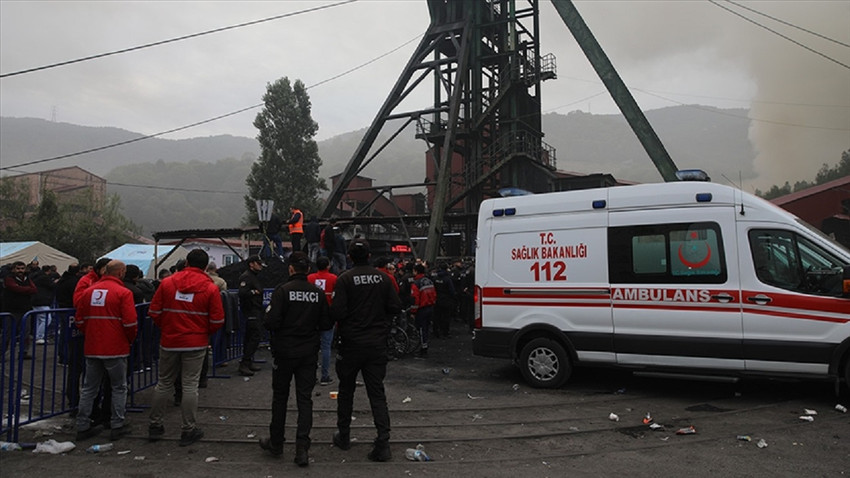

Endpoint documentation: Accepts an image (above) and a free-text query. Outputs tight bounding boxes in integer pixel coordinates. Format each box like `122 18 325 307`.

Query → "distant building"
6 166 106 209
329 173 425 217
772 176 850 248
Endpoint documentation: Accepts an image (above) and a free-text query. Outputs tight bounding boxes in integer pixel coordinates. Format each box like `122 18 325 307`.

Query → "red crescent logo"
678 243 712 268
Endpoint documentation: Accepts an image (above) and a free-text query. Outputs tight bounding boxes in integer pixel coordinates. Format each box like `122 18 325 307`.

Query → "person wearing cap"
330 239 402 462
237 255 266 376
259 252 332 465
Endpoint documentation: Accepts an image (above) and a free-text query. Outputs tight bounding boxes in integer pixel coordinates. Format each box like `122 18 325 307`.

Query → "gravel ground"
2 329 848 477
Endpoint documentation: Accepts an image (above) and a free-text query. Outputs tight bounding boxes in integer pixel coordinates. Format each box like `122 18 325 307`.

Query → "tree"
244 77 327 225
0 176 31 236
756 149 849 199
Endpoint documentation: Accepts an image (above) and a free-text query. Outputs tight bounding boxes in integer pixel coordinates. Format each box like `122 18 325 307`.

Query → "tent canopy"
0 241 78 273
101 243 188 279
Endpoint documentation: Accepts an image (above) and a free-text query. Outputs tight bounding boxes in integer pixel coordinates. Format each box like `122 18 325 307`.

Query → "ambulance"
472 177 850 390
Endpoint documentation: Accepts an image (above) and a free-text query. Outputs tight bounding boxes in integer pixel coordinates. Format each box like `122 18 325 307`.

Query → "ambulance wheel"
518 338 571 388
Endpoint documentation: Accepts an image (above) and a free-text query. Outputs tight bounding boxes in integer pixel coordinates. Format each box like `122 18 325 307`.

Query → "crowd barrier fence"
1 290 261 442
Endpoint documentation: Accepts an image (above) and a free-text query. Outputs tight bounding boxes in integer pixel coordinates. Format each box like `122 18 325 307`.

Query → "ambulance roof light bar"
676 169 711 181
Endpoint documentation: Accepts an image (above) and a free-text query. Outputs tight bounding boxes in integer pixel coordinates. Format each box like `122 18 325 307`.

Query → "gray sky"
1 0 848 190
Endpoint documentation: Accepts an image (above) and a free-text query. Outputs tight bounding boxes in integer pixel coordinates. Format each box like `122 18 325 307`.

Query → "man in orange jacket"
74 260 138 442
147 249 225 447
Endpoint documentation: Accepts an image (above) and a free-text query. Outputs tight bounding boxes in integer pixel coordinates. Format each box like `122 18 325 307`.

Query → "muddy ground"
2 328 848 477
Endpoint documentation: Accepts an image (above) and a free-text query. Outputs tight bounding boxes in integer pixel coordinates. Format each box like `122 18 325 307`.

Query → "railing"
463 129 557 185
1 290 262 442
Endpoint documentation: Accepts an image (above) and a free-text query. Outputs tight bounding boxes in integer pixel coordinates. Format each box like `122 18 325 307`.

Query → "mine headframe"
321 0 558 263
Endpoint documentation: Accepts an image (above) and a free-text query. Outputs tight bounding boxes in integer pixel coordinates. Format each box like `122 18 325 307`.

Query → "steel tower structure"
321 0 557 263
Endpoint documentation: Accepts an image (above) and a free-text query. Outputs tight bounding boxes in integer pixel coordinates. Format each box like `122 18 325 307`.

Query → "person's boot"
367 441 392 462
238 362 255 376
258 437 283 456
332 431 350 450
294 443 309 467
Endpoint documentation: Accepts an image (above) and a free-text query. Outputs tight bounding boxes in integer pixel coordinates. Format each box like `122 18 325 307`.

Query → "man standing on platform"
287 206 304 254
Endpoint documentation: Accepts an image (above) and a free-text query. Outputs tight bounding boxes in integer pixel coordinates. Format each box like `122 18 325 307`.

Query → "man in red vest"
147 249 225 447
74 260 138 442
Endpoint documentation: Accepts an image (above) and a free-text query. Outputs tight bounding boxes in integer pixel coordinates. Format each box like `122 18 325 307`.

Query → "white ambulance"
472 179 850 390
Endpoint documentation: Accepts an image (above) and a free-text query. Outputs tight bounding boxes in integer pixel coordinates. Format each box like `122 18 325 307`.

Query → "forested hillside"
1 105 758 236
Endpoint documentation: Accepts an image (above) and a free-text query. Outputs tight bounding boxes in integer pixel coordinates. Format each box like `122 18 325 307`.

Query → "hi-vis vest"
289 209 303 234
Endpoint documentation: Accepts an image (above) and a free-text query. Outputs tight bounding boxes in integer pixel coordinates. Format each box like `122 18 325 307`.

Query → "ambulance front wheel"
518 338 571 388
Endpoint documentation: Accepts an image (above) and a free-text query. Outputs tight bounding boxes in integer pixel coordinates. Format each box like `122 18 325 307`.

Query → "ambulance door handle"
711 293 734 303
746 294 772 305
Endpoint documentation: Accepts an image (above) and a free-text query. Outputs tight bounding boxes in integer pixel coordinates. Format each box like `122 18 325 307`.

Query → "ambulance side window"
748 229 846 296
608 222 727 284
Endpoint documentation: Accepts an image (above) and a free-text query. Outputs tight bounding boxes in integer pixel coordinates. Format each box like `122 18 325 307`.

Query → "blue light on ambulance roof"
592 200 607 209
504 208 516 216
493 209 504 217
695 193 713 203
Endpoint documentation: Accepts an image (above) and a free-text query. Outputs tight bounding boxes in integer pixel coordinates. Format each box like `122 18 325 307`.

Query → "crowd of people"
1 225 476 467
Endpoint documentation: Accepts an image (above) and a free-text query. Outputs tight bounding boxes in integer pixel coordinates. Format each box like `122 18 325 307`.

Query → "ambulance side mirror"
843 265 850 298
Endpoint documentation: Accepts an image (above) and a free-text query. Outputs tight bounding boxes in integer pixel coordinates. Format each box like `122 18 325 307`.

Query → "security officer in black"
238 255 265 376
330 239 401 462
259 252 331 466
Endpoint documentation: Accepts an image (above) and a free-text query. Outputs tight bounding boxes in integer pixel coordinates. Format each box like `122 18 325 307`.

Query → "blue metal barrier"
1 312 21 441
2 290 262 441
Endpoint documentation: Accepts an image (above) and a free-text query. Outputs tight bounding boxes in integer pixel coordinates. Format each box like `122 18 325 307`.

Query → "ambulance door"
608 208 744 371
739 225 850 376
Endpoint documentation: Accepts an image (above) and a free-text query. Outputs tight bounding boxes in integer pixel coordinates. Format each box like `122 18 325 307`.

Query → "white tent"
0 241 78 272
100 244 189 279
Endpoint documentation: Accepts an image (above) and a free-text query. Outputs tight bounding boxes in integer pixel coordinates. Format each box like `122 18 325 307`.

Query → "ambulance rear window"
609 222 727 284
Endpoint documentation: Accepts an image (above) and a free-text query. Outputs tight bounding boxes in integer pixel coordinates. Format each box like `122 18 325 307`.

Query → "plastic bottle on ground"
86 443 114 453
404 444 431 462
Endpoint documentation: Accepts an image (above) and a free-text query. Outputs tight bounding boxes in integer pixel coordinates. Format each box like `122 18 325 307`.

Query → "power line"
0 32 423 173
723 0 850 49
0 105 260 171
708 0 850 70
0 0 358 79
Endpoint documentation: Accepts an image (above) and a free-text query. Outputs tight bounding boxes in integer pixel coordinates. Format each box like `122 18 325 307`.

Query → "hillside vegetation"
1 106 758 235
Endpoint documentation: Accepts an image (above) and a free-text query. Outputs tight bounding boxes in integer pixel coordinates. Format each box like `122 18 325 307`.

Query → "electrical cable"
723 0 850 49
0 32 423 173
0 0 357 79
709 0 850 70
